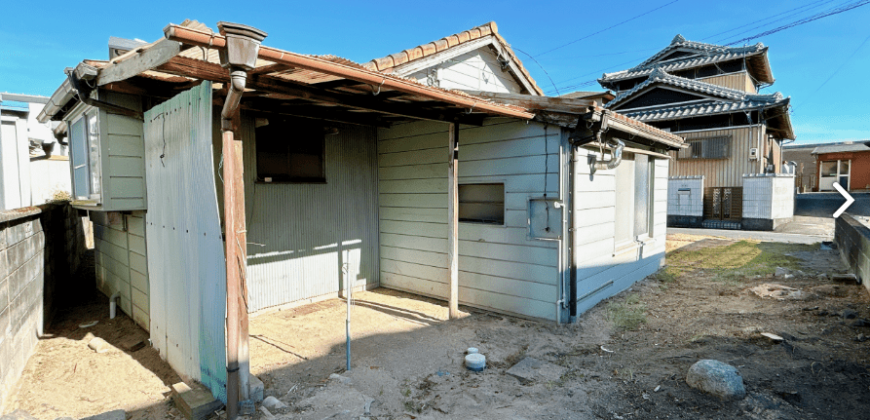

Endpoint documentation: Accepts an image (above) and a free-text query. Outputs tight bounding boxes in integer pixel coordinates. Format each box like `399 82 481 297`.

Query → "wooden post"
448 122 460 319
222 127 240 418
223 113 248 417
233 120 251 403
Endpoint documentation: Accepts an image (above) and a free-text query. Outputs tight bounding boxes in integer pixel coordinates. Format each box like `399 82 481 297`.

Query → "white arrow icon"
833 182 855 218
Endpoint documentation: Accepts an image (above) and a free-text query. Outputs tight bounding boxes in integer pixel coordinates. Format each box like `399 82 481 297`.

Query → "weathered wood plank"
98 39 183 86
448 122 459 319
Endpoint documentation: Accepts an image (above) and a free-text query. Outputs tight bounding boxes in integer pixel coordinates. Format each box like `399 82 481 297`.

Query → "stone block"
171 382 223 420
506 357 567 384
249 374 264 403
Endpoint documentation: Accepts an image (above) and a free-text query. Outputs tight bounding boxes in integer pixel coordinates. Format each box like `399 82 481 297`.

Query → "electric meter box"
65 92 146 211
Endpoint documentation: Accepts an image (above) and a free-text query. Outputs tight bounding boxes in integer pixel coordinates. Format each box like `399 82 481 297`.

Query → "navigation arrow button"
833 182 855 218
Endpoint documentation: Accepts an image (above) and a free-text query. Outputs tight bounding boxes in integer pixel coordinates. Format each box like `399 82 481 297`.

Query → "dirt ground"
4 252 184 420
248 235 870 420
6 234 870 420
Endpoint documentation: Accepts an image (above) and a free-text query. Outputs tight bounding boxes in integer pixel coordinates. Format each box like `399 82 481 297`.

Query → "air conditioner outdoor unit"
749 148 759 160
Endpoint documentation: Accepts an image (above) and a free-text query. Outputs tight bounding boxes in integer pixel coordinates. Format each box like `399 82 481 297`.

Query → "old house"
598 35 796 230
811 141 870 192
0 93 71 210
37 20 682 413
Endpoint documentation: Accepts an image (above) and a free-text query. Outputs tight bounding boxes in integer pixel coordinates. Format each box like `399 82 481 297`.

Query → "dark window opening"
678 136 732 160
255 119 326 183
459 183 504 225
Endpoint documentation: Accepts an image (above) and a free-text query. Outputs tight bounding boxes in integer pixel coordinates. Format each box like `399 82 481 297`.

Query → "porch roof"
37 20 534 127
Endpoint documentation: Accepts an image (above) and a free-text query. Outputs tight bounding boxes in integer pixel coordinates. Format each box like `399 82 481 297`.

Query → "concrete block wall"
667 176 704 216
743 174 795 218
0 202 90 411
0 209 44 411
742 174 795 230
835 214 870 290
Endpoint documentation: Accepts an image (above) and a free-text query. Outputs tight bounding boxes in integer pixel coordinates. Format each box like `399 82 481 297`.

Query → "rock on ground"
686 359 746 401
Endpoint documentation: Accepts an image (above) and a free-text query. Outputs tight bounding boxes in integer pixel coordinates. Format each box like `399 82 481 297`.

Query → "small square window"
459 183 504 225
255 119 325 183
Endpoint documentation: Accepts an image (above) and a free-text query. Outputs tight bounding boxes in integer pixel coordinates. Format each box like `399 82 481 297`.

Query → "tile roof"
363 22 544 95
811 142 870 154
590 104 685 147
623 98 790 123
606 68 784 110
599 34 771 84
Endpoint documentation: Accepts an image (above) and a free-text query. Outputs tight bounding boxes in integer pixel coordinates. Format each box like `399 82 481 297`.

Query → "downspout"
215 21 267 420
565 110 626 321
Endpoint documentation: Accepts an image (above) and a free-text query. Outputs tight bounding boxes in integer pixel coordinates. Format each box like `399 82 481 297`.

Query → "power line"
714 0 847 44
512 46 562 95
534 0 681 57
805 32 870 100
702 0 834 42
724 0 870 45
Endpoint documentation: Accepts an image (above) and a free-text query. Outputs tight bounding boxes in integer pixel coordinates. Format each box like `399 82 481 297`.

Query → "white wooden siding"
377 119 560 320
408 48 523 94
92 211 149 330
572 149 668 315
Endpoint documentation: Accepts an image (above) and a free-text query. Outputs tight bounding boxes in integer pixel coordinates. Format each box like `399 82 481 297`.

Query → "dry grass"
607 293 646 331
662 240 816 284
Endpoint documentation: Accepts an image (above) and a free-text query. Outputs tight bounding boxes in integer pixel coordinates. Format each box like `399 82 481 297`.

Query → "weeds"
664 240 815 284
607 293 646 331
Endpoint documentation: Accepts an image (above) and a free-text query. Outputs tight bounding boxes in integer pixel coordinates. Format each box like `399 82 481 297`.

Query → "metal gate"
704 187 743 221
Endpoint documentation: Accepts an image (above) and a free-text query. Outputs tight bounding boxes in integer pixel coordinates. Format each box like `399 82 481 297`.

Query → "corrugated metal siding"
92 211 149 330
242 121 380 313
669 126 765 187
377 119 560 321
573 151 668 315
697 72 756 93
143 82 227 403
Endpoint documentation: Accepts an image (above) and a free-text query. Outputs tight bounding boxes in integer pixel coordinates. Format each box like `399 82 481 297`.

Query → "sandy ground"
3 252 184 420
248 235 870 420
6 234 870 420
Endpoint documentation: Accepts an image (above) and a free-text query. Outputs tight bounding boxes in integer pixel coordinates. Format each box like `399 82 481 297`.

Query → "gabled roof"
811 142 870 155
599 34 773 87
606 68 784 110
364 22 544 95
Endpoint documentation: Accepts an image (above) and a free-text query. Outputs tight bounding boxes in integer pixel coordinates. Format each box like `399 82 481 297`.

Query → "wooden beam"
248 63 291 76
97 38 183 86
155 55 487 125
462 90 596 112
448 122 460 320
238 102 392 128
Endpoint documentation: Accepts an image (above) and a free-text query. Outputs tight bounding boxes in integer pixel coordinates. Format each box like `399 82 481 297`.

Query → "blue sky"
1 0 867 143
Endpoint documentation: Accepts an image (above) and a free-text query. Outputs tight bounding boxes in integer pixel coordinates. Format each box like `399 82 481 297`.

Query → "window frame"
254 119 327 184
457 182 506 226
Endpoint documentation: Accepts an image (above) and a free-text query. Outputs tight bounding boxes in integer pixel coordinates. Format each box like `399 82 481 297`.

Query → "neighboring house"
599 35 796 230
37 20 682 409
811 141 870 192
0 93 71 210
783 141 828 192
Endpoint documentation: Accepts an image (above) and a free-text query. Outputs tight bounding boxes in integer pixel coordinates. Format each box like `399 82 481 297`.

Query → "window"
678 136 731 160
820 161 837 177
255 119 325 183
615 154 655 250
459 183 504 225
634 155 651 237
